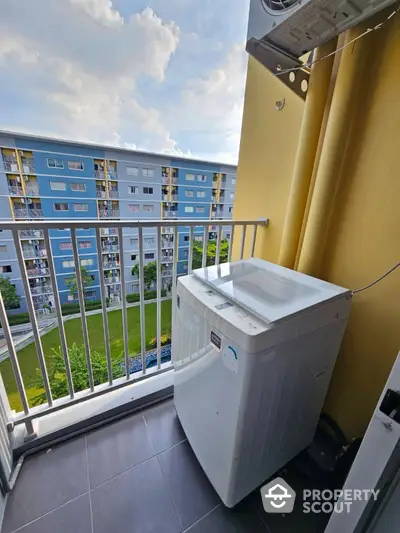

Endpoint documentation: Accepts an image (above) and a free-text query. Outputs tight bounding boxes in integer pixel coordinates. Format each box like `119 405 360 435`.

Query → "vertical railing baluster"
240 225 247 260
44 229 74 399
12 230 53 407
138 226 146 375
71 228 94 392
228 224 235 262
172 227 178 290
202 225 209 268
118 227 130 380
95 228 113 385
156 227 162 369
0 293 35 436
250 224 258 258
215 225 222 266
188 226 194 273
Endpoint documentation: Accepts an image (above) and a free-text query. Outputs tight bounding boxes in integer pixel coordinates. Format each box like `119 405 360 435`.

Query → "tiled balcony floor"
1 399 331 533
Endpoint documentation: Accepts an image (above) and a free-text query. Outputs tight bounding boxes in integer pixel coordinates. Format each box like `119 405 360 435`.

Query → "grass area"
1 300 172 412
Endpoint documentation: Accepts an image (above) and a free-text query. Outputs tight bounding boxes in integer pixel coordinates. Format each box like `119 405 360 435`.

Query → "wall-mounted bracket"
246 38 310 100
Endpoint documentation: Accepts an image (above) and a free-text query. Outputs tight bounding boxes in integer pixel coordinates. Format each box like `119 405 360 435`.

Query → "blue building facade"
0 132 237 313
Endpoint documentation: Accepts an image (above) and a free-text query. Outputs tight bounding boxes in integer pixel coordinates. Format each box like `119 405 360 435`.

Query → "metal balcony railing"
21 158 35 173
22 248 47 259
95 170 105 179
8 185 24 196
96 190 106 198
102 244 119 253
20 229 44 239
3 160 19 172
26 187 39 197
109 190 119 198
14 209 43 219
100 210 120 218
0 217 268 443
100 228 118 236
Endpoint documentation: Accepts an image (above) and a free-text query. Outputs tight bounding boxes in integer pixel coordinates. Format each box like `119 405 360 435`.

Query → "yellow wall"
234 15 400 438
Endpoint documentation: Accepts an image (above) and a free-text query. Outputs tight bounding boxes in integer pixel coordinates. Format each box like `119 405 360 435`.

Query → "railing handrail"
0 218 268 230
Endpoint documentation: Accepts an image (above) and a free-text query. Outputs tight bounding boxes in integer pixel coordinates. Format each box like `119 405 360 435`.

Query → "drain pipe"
297 26 370 277
278 38 338 269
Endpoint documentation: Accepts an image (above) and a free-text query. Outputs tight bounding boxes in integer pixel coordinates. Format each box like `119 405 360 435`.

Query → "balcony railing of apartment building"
99 209 120 218
100 228 118 236
0 218 267 447
13 208 43 219
109 189 119 198
8 186 24 196
21 157 35 173
22 248 47 259
19 229 44 239
96 190 106 198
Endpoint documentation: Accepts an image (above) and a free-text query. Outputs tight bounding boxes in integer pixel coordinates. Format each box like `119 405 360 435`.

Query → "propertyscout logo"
261 478 380 515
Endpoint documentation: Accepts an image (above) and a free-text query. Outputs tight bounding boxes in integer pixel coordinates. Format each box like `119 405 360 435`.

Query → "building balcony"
95 169 105 179
22 248 47 259
161 175 169 184
102 244 119 253
0 217 270 533
8 185 24 196
100 228 118 236
109 189 119 198
3 160 19 172
26 187 40 197
14 208 43 219
19 229 44 239
103 261 120 269
163 210 177 218
96 190 107 198
21 157 35 173
99 210 120 219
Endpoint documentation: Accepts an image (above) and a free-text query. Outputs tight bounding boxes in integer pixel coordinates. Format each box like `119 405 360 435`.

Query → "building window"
197 175 207 182
143 187 153 195
143 205 154 212
184 206 194 213
128 204 140 212
142 168 154 178
62 260 74 268
196 207 205 213
185 190 194 198
194 236 203 242
50 181 66 191
130 238 138 247
128 186 139 194
232 178 236 185
183 236 189 242
186 174 195 181
0 245 7 253
67 294 75 301
197 191 206 198
230 192 235 200
144 237 155 246
80 258 94 266
127 166 139 176
47 158 64 169
0 265 11 273
54 202 69 211
70 183 86 192
68 160 84 171
226 233 231 240
74 203 88 212
85 290 96 299
131 254 137 261
59 242 72 250
79 241 91 249
229 207 233 213
144 252 155 260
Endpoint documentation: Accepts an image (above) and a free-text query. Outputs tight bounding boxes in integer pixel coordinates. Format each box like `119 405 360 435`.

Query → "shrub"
3 312 30 326
148 332 171 349
126 289 167 303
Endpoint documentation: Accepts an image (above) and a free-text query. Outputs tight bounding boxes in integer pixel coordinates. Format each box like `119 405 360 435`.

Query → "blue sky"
0 0 250 163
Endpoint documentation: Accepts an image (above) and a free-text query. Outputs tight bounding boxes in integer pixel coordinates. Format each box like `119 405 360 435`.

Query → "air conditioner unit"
247 0 398 97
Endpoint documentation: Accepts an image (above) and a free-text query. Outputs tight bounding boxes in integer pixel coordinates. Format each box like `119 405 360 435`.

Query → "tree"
65 267 93 298
131 261 157 290
192 239 229 270
0 276 20 310
33 343 124 405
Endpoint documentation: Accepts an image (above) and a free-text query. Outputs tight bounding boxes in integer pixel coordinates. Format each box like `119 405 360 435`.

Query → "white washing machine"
173 258 352 507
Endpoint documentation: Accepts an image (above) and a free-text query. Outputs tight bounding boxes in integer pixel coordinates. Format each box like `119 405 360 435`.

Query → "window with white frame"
0 245 7 253
47 158 64 169
74 203 88 212
80 258 94 266
197 175 207 182
59 242 72 250
62 260 74 268
50 181 66 191
128 186 139 194
143 187 153 195
143 205 154 212
144 252 155 260
79 241 91 249
185 190 194 198
144 237 154 246
197 191 206 198
54 202 69 211
196 207 205 213
85 290 96 299
128 204 140 212
68 160 84 171
142 168 154 178
70 183 86 192
184 206 194 213
130 238 138 246
232 178 236 185
186 173 195 181
126 166 139 176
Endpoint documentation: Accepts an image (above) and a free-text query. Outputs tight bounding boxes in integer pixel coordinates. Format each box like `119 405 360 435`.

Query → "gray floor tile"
91 456 181 533
158 440 220 530
86 411 155 487
143 398 186 453
185 500 270 532
2 437 88 533
13 494 92 533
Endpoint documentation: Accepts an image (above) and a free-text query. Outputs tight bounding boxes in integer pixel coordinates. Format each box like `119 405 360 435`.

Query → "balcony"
3 160 19 172
100 228 118 236
22 247 47 259
103 260 120 269
26 186 40 197
19 229 44 239
161 175 169 184
109 189 119 198
8 185 23 196
21 157 35 173
101 243 119 253
99 209 120 219
96 190 106 198
163 210 177 218
0 217 268 533
14 208 43 219
94 169 105 179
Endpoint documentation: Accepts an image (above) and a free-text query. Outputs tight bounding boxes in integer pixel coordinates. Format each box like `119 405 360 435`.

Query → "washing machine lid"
192 258 350 324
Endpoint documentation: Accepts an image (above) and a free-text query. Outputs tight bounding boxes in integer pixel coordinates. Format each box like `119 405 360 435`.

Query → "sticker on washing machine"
222 345 239 374
210 331 222 351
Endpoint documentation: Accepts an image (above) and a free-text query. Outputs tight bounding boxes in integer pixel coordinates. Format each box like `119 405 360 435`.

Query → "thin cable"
276 5 400 77
351 262 400 295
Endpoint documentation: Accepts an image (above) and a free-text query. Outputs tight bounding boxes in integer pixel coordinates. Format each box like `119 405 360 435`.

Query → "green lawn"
1 300 172 412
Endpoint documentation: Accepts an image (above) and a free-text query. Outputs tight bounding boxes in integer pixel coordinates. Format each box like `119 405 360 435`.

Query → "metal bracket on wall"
246 38 310 100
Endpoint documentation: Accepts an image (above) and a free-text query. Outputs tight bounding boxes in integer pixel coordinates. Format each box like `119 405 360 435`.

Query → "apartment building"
0 131 236 313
